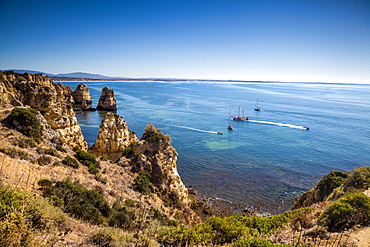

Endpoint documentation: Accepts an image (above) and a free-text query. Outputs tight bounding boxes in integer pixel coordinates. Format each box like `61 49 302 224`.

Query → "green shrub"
8 107 41 138
319 192 370 229
89 227 156 247
315 170 348 201
343 166 370 192
108 206 136 230
1 147 30 160
146 132 167 143
122 142 136 156
232 238 293 247
100 155 110 161
37 148 61 158
53 160 63 166
13 138 37 148
159 213 291 246
143 124 169 143
124 199 137 207
76 150 97 165
56 144 67 153
38 178 111 225
37 155 53 166
62 155 79 168
0 186 69 246
88 164 100 175
0 188 24 218
76 150 99 174
134 170 152 194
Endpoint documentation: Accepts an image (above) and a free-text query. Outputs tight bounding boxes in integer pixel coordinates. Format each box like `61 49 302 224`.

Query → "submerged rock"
96 86 117 111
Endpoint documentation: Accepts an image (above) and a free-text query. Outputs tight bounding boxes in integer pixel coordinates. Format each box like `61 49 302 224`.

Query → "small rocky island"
0 70 369 246
71 83 94 110
96 86 117 111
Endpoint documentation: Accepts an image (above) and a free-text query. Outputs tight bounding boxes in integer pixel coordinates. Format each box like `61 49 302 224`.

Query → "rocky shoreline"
190 187 274 218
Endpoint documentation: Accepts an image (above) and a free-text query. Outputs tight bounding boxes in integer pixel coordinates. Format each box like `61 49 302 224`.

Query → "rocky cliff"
89 112 138 159
293 170 348 209
129 124 193 212
71 83 93 110
96 86 117 111
90 114 197 221
0 71 87 151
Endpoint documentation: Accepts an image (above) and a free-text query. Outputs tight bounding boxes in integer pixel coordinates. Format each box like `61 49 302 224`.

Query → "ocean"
63 81 370 214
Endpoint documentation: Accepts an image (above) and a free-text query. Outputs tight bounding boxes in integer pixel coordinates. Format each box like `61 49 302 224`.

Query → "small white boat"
228 111 234 130
254 98 262 111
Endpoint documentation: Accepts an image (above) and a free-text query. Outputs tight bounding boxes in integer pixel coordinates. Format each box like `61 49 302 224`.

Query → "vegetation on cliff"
320 192 370 229
8 107 42 139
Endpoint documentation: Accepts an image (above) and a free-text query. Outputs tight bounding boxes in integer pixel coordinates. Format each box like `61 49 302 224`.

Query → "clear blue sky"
1 0 369 83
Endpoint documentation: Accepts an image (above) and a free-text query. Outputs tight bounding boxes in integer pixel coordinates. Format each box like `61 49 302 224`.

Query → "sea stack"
89 112 138 159
130 124 192 209
96 86 117 111
71 83 93 110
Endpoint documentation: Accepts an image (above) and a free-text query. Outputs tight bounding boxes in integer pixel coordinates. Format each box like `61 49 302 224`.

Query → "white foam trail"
164 124 219 134
248 120 308 129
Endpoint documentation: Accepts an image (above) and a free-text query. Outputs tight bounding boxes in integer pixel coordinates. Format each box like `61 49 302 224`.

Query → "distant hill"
53 72 125 79
1 69 127 80
3 69 54 76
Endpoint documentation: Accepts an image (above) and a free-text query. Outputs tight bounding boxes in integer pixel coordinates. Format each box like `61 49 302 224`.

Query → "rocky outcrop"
96 86 117 111
71 83 93 110
129 124 192 210
89 112 138 159
0 71 87 151
293 170 348 209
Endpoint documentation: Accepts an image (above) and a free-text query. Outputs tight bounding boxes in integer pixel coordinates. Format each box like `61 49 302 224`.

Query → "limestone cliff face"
130 124 192 209
71 83 93 110
89 112 138 159
0 72 87 151
96 86 117 111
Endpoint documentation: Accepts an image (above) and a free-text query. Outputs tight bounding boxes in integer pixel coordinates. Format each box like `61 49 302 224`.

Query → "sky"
0 0 370 83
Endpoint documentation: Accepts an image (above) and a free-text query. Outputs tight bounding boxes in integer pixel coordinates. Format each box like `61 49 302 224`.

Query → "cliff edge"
0 71 87 151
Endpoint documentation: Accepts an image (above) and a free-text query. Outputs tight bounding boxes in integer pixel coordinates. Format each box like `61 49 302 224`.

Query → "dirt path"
347 227 370 247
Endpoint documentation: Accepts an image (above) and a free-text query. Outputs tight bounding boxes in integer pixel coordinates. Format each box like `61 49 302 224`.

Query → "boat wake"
248 120 309 130
164 124 219 134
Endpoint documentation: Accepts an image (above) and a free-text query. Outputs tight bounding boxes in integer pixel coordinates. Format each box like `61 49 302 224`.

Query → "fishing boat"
254 98 262 111
228 111 234 130
217 132 223 135
233 106 249 121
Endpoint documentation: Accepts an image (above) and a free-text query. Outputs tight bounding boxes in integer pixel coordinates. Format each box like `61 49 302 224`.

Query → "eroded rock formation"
130 124 192 210
89 112 138 159
0 72 87 151
96 86 117 111
71 83 93 110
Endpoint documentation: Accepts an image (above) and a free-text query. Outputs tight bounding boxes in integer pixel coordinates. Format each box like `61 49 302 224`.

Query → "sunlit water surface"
63 81 370 213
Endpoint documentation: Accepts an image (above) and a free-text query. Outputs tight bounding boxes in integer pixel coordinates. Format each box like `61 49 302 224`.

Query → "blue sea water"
63 81 370 213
